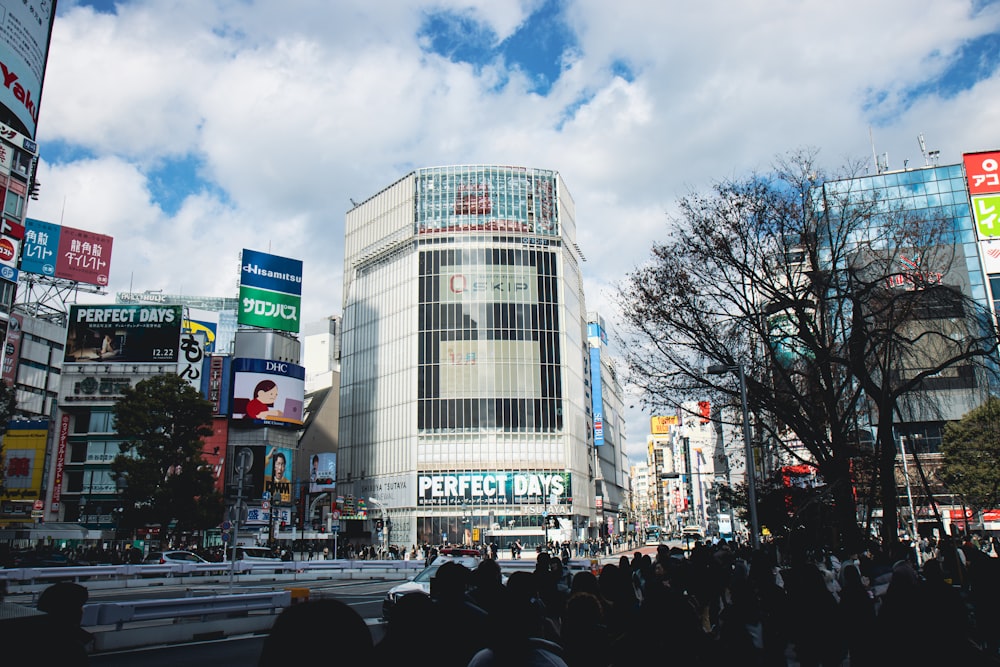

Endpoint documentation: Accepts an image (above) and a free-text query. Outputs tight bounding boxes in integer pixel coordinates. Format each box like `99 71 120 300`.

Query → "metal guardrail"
0 558 425 585
80 590 291 629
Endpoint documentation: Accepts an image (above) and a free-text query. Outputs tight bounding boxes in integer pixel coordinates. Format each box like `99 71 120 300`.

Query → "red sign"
56 226 114 286
1 218 23 239
964 150 1000 195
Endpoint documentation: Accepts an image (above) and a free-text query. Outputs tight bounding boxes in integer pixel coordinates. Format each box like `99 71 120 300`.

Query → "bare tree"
619 150 998 550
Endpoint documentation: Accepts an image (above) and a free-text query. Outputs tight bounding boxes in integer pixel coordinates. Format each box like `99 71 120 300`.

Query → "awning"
0 522 96 541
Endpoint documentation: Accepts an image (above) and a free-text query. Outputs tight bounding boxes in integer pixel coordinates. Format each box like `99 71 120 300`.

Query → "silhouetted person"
258 599 372 666
36 581 93 665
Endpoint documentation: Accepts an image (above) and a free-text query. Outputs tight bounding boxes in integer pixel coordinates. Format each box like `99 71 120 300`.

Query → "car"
142 550 209 565
229 546 282 563
382 548 482 621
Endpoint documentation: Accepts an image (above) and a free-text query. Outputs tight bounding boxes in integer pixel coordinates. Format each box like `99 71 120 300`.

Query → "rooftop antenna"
918 133 940 166
869 127 879 173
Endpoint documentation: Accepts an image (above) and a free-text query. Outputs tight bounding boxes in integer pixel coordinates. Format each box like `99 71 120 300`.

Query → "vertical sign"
1 312 23 386
965 151 1000 239
590 346 604 446
50 413 69 512
177 331 206 389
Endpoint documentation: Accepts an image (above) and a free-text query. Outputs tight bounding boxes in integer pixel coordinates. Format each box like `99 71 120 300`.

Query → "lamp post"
114 472 128 545
707 363 760 549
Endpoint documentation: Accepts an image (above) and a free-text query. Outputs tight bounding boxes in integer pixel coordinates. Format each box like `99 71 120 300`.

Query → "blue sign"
21 218 60 277
240 248 303 296
0 265 17 283
590 347 605 446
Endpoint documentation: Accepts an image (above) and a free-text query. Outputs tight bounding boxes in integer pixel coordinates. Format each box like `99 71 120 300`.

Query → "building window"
3 190 23 219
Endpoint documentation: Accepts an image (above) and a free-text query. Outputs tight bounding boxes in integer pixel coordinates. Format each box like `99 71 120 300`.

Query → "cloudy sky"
27 0 1000 461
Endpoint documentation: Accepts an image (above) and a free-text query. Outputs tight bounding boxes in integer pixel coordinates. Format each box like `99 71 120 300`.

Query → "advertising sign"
238 248 303 334
177 331 205 388
590 347 604 446
309 452 336 493
230 357 305 428
22 218 115 286
51 413 68 512
230 444 265 499
264 446 293 503
972 194 1000 239
0 234 18 282
64 304 182 363
650 415 678 435
0 419 48 503
1 312 22 386
417 470 571 506
0 0 55 138
964 150 1000 196
185 308 218 353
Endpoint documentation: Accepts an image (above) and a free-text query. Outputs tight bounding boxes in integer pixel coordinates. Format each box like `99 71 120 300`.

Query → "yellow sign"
472 528 481 542
650 415 678 435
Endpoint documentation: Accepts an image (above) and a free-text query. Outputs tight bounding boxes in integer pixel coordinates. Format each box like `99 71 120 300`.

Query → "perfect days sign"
417 470 571 506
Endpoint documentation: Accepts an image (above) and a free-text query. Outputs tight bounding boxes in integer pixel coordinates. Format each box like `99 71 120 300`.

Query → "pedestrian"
36 581 94 665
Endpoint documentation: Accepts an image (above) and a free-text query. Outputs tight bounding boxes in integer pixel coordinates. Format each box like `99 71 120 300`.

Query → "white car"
382 548 482 620
230 546 282 562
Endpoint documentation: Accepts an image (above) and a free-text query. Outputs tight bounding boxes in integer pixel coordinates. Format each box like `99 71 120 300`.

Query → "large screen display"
230 358 305 428
63 305 182 363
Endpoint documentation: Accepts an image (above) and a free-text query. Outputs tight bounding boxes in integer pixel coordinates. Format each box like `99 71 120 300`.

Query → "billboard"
965 151 1000 240
1 312 22 385
309 452 336 493
264 445 293 504
237 248 302 334
22 218 115 286
416 470 571 506
63 304 183 363
230 357 305 428
0 419 48 503
590 346 604 446
0 0 55 139
185 308 219 353
650 415 678 435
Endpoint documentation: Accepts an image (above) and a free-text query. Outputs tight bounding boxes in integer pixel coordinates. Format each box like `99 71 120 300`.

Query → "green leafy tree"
110 374 222 544
940 397 1000 515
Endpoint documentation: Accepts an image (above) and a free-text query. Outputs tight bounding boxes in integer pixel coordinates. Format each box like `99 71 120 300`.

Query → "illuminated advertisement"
0 419 48 503
63 304 182 363
22 218 115 286
418 247 562 431
590 346 604 446
230 357 305 428
264 445 293 503
0 233 18 283
0 0 55 138
237 248 303 334
417 470 571 506
415 166 559 236
309 452 336 493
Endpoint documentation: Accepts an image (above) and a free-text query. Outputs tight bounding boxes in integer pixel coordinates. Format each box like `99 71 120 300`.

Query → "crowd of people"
261 534 1000 667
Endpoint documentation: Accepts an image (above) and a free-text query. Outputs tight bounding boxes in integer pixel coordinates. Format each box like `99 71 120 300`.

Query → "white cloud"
28 0 1000 462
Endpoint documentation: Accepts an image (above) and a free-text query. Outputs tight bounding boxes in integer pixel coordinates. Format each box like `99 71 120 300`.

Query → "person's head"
258 599 372 666
253 380 279 405
271 452 286 479
37 582 89 625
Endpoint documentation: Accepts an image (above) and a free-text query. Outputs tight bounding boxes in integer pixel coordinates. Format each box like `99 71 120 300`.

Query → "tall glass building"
338 165 593 549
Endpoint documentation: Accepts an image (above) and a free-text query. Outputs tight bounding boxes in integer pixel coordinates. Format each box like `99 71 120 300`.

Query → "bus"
644 525 664 545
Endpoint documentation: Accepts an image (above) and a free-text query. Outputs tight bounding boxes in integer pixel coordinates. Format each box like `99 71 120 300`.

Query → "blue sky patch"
419 0 576 95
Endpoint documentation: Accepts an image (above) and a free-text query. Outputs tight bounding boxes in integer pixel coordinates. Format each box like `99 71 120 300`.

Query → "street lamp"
707 363 760 549
114 472 128 544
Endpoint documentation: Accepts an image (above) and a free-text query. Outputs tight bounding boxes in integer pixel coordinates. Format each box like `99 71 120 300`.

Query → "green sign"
973 194 1000 238
238 285 301 333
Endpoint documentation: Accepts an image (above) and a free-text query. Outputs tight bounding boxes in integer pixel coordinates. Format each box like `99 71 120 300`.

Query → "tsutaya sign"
417 470 571 506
